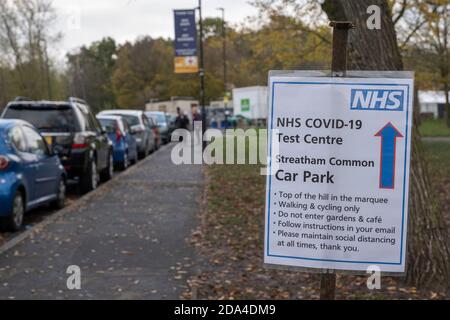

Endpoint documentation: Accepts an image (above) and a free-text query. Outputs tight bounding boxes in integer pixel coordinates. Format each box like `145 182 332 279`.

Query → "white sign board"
264 74 414 273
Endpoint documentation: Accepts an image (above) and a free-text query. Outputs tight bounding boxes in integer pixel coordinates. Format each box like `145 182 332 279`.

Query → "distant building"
210 100 233 109
145 97 199 120
232 86 268 121
419 91 449 119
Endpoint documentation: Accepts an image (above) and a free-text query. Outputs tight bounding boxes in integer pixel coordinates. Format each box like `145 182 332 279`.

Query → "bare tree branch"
393 0 408 24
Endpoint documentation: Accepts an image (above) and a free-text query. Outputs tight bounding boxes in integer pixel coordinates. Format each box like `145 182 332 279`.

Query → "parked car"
146 114 161 150
0 119 66 231
146 111 170 145
99 110 155 159
166 113 178 140
96 115 138 170
2 97 114 194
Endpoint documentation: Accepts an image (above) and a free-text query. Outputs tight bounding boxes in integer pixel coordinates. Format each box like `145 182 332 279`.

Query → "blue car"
0 119 66 231
96 115 138 170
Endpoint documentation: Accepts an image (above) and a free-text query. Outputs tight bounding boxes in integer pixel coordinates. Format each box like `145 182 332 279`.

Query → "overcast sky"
53 0 256 56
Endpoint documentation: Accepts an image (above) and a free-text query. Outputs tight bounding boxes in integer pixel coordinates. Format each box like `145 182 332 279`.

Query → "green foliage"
0 0 65 108
107 11 331 108
423 140 450 181
112 37 181 108
203 17 226 38
204 12 331 90
0 1 332 111
420 119 450 137
66 37 118 113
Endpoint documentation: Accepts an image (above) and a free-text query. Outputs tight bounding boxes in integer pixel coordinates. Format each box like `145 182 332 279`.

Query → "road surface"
0 144 203 299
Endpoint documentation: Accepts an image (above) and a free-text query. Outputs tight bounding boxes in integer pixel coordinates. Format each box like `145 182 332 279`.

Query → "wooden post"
319 21 354 300
320 270 336 300
330 21 353 77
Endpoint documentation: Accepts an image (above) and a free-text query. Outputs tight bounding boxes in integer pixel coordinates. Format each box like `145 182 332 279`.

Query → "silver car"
99 110 155 159
145 111 170 145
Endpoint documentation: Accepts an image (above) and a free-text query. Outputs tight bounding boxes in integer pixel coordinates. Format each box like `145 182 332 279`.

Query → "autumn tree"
112 37 175 108
0 0 62 102
282 0 450 288
67 37 118 112
225 11 331 88
399 0 450 127
323 0 450 287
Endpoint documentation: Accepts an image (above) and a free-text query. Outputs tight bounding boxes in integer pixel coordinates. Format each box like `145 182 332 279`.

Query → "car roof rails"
68 97 87 105
14 96 32 102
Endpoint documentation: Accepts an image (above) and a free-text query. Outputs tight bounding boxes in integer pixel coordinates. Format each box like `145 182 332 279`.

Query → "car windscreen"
113 114 139 127
3 106 80 132
147 113 167 126
98 118 117 133
155 114 167 125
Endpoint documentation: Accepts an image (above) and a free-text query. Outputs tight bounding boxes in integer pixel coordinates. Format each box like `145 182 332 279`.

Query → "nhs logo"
350 89 404 111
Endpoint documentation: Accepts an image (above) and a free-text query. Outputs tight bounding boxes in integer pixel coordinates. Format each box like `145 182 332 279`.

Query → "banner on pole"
174 9 198 74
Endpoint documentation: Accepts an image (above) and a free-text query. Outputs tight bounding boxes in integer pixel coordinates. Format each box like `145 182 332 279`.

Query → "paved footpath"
422 137 450 142
0 144 203 299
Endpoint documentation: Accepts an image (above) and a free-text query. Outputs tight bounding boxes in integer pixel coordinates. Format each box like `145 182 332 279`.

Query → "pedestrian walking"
175 107 184 129
192 109 202 144
175 108 191 142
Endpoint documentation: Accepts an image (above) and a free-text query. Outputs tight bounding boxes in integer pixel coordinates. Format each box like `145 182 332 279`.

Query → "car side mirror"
130 125 142 134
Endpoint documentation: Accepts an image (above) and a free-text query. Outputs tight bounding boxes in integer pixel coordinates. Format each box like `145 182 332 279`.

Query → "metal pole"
217 7 226 96
319 20 354 301
198 0 206 150
43 40 52 100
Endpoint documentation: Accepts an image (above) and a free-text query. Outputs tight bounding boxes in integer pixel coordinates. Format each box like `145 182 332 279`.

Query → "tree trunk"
444 82 450 128
438 42 450 127
322 0 450 288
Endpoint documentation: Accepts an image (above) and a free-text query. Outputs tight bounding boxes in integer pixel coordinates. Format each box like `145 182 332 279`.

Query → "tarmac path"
0 144 203 299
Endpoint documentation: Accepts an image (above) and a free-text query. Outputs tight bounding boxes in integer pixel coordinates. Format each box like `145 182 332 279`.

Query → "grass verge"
186 137 449 300
419 119 450 137
423 140 450 226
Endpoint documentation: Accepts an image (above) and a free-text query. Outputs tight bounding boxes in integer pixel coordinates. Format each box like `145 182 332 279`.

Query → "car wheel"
1 192 25 232
121 152 129 170
80 158 99 194
130 150 136 164
101 152 114 181
138 146 145 159
52 178 66 209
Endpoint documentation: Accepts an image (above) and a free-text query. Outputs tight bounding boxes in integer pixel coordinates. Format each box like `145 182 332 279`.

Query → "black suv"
1 97 114 194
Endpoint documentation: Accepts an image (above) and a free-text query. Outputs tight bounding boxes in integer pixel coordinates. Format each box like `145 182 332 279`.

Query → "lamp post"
198 0 206 150
217 7 227 98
